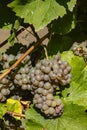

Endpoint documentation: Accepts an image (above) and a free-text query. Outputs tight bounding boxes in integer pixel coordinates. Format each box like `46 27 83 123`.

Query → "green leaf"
50 12 75 35
25 103 87 130
63 67 87 108
61 51 85 82
59 103 87 130
63 82 87 108
47 35 74 56
61 51 87 108
8 0 66 31
8 32 15 45
13 19 20 30
67 0 76 12
0 3 17 29
0 103 7 119
25 105 48 129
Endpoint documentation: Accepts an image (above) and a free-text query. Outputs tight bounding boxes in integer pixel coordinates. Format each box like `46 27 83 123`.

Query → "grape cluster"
0 76 14 102
0 54 15 102
2 53 15 69
0 52 32 101
14 54 32 90
0 48 72 118
2 53 32 69
71 41 87 60
29 54 72 117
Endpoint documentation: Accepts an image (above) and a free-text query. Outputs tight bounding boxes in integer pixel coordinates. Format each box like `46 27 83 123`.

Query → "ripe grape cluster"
2 53 15 69
14 54 32 90
0 46 72 118
0 51 32 101
29 54 72 117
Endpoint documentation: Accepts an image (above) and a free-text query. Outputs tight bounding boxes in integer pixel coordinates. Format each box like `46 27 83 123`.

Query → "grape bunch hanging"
29 55 72 117
0 47 72 118
0 52 32 101
71 40 87 60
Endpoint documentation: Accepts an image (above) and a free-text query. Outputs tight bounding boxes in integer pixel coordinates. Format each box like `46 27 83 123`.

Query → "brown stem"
0 32 50 81
7 111 25 118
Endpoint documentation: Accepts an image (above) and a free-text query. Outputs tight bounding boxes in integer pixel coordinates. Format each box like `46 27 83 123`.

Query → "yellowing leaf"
7 98 22 119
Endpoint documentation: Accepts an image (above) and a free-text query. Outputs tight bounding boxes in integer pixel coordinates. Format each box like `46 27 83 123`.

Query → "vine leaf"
63 82 87 108
25 103 87 130
8 32 16 45
0 103 7 119
47 35 73 56
49 12 75 35
61 51 87 108
61 51 85 82
67 0 76 12
7 98 22 119
8 0 66 31
0 3 17 29
62 67 87 108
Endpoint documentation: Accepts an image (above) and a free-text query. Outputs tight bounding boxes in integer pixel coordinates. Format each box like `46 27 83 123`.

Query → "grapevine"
0 0 87 130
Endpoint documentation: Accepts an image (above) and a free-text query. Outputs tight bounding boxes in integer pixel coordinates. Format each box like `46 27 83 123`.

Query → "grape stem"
7 111 25 118
0 32 50 81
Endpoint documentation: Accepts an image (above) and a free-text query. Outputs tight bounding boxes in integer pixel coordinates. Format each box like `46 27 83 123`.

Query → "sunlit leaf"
25 103 87 130
8 0 66 31
7 98 22 119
